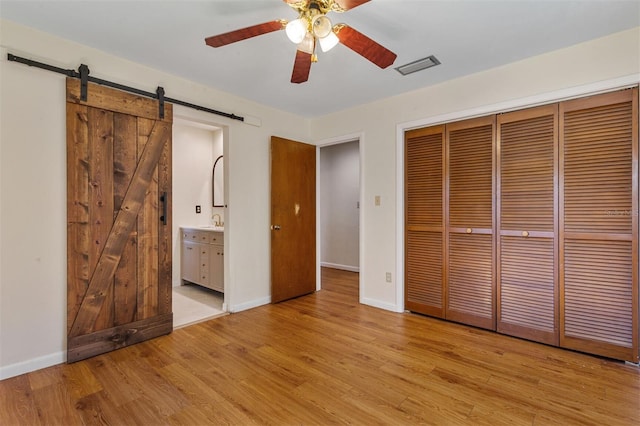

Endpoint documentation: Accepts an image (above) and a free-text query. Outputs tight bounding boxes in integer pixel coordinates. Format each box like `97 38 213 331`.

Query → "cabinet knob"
466 228 472 234
522 231 529 237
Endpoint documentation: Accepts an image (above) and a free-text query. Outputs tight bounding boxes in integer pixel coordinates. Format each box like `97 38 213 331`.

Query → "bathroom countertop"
181 225 224 232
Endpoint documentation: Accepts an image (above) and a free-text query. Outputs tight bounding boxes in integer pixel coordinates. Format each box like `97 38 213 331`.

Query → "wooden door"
559 88 638 362
446 116 496 330
405 126 446 317
66 79 172 363
270 136 316 303
497 105 559 345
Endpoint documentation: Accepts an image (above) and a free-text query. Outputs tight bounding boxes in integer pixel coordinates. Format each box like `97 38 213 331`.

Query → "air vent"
395 55 441 76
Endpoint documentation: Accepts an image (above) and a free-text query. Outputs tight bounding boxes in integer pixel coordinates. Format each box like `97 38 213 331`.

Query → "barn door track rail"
7 53 245 122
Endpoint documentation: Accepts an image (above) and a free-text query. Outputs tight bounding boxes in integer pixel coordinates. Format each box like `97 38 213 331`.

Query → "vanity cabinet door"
181 241 201 285
210 244 224 292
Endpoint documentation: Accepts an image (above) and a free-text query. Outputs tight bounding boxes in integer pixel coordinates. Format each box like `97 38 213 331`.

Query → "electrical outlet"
385 272 392 283
375 195 381 206
195 205 201 214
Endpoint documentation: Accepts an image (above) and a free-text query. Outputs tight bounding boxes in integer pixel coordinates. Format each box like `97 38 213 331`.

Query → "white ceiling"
1 0 639 117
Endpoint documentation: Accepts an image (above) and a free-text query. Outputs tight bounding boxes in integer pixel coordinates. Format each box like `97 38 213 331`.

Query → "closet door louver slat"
405 126 445 317
560 89 638 363
497 106 558 345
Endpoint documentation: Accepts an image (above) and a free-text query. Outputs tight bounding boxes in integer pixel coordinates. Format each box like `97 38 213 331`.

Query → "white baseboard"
321 262 359 273
230 296 270 313
360 297 403 313
0 350 66 380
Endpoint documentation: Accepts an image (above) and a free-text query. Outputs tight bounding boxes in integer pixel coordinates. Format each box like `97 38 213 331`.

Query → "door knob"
271 225 281 231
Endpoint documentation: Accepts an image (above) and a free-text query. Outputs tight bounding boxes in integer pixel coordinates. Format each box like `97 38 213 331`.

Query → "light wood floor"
1 268 638 425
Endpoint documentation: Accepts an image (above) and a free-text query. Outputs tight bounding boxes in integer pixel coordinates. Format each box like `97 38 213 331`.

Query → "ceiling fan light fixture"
312 15 333 38
298 32 315 54
286 18 307 44
319 31 339 52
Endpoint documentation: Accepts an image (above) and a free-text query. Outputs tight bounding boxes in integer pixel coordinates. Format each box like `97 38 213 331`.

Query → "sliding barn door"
405 126 445 317
67 78 173 363
497 105 559 345
446 117 496 330
560 88 638 362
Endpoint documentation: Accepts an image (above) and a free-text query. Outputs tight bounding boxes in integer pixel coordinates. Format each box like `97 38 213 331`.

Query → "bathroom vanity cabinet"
181 227 224 292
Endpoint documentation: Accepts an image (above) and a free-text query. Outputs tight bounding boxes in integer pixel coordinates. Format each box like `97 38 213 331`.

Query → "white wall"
310 27 640 313
320 141 359 271
0 20 309 379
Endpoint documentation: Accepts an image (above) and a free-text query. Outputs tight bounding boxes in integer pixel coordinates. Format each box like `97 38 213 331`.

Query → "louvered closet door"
497 105 558 345
446 117 496 330
560 88 638 362
405 126 445 317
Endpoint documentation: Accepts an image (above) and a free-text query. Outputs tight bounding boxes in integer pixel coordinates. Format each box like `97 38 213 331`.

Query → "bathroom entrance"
172 118 227 328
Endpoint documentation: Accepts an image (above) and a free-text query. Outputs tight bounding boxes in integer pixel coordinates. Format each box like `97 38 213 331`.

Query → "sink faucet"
212 214 223 227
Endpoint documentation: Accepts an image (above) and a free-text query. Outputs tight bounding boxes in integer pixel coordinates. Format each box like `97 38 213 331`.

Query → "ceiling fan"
205 0 397 84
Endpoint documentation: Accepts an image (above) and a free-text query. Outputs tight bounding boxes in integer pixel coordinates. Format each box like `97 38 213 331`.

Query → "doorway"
319 139 361 296
172 119 227 328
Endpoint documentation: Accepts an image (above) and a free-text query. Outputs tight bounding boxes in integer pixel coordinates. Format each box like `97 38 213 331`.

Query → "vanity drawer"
209 232 223 244
182 229 209 243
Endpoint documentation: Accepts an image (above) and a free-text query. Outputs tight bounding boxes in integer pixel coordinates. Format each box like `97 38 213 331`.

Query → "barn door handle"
160 192 167 225
271 225 281 231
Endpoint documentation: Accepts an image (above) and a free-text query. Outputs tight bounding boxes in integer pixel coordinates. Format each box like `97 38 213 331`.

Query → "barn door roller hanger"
7 53 244 122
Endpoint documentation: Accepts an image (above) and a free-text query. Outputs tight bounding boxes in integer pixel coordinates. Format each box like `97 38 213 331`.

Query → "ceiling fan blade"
205 21 285 48
291 50 312 84
335 25 397 69
334 0 371 11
